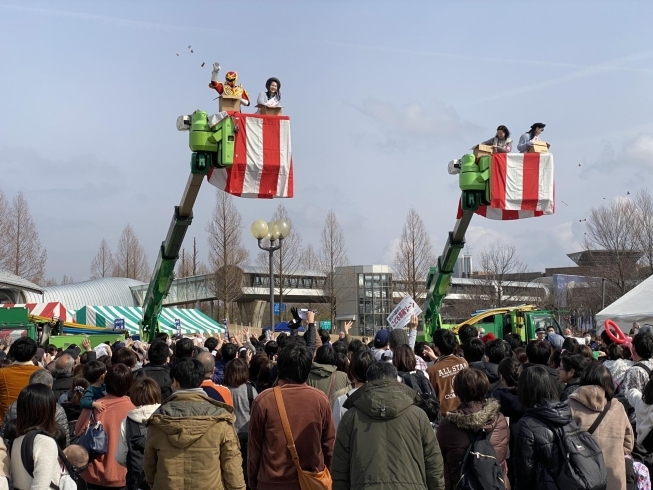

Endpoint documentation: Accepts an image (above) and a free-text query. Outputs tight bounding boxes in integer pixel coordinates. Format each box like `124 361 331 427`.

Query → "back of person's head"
458 325 478 345
454 368 490 404
526 340 552 365
579 362 615 401
548 349 562 369
171 358 205 390
315 345 336 366
366 362 398 382
349 349 376 383
82 360 107 384
105 363 134 397
264 341 279 359
560 353 589 379
12 337 37 363
148 340 170 366
155 332 170 344
112 348 138 369
54 354 74 376
16 384 56 436
389 329 408 350
69 376 90 406
347 339 363 353
518 365 559 408
249 354 269 383
514 347 528 364
433 329 457 356
392 344 416 372
175 338 194 359
224 358 249 388
485 339 512 365
195 352 216 378
204 337 218 352
318 330 331 344
578 345 594 360
498 357 520 388
462 338 485 363
130 377 162 406
332 341 347 355
220 342 238 362
29 369 53 388
633 332 653 360
562 336 580 354
606 342 632 361
277 344 312 384
504 333 523 350
335 352 349 373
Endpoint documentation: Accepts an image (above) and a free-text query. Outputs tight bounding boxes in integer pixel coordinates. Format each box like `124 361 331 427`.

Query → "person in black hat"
535 325 547 341
517 122 546 152
256 77 281 113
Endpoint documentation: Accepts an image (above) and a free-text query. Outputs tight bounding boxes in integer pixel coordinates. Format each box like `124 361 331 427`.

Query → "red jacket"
248 383 335 490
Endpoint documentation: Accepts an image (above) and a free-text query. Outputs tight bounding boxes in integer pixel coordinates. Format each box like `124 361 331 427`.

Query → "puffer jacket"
436 399 510 490
560 377 581 402
306 363 349 403
469 361 500 385
332 379 445 490
570 386 633 490
144 390 245 490
490 387 524 425
512 400 573 490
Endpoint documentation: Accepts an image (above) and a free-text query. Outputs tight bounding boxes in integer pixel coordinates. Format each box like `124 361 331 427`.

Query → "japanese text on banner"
387 295 422 329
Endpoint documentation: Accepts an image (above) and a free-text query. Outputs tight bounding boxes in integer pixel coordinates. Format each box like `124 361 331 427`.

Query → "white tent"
595 275 653 333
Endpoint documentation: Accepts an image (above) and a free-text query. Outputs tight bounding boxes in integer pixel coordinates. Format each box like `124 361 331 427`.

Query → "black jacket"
138 365 172 401
398 370 436 396
470 361 500 384
125 417 149 490
490 386 524 425
560 378 581 402
52 374 73 401
513 400 572 490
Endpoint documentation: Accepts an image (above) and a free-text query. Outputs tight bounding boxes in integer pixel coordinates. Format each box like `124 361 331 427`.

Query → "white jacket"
115 404 161 467
627 389 653 445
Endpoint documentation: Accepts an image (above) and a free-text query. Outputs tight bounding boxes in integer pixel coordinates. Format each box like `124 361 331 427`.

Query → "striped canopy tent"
75 306 224 335
0 303 74 323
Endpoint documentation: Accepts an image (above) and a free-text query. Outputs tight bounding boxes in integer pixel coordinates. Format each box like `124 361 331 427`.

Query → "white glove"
211 62 221 83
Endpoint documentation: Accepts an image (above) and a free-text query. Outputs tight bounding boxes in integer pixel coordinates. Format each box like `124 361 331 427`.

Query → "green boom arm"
423 153 491 339
142 111 236 342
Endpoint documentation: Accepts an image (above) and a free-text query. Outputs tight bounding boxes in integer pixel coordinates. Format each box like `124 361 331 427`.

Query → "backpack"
539 418 608 490
403 371 441 424
21 429 87 490
455 430 506 490
125 418 150 490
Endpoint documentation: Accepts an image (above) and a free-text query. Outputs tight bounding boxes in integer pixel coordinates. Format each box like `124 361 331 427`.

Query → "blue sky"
1 0 652 282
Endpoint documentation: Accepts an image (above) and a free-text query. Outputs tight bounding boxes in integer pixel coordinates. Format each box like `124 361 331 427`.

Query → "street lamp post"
251 219 291 334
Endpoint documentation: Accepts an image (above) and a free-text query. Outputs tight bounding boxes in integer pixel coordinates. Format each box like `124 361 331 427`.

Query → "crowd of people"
0 310 652 489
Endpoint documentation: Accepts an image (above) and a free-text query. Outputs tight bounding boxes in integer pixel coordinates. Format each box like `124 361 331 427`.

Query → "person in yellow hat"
208 62 250 107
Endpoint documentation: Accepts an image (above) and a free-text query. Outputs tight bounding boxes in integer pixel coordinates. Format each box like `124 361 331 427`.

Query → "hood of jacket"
310 362 337 378
127 403 161 424
568 385 606 412
526 399 572 427
351 379 417 419
148 391 236 449
446 398 501 431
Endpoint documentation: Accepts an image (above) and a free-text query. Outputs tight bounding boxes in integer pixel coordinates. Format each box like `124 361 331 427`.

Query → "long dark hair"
518 365 559 408
496 125 510 138
16 384 56 436
528 122 545 138
266 77 281 101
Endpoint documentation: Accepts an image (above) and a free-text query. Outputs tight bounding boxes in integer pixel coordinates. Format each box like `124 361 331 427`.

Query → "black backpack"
455 430 506 490
538 418 607 490
21 429 87 490
403 371 441 424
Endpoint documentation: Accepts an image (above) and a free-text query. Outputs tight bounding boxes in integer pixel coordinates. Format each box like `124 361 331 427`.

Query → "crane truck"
422 152 559 343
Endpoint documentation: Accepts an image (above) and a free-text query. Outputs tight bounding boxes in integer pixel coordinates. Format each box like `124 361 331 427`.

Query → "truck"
451 304 563 342
423 151 556 342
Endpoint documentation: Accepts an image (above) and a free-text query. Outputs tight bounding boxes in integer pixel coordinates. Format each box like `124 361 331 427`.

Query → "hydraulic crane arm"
142 111 236 342
423 153 491 339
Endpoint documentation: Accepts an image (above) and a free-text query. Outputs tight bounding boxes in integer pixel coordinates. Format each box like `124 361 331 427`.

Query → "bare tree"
474 240 536 308
44 277 58 287
113 224 150 281
0 190 9 262
90 238 115 279
301 243 320 271
1 192 47 284
393 208 435 301
318 211 350 325
207 192 249 323
582 199 643 302
257 204 304 322
633 189 653 277
176 249 191 279
61 275 74 285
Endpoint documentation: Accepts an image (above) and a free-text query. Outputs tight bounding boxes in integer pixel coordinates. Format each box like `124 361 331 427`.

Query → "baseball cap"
374 329 390 348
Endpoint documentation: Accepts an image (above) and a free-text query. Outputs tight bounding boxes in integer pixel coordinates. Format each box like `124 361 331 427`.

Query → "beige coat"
569 385 634 490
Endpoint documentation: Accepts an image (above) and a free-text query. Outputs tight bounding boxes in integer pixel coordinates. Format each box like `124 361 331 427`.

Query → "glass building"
335 265 393 336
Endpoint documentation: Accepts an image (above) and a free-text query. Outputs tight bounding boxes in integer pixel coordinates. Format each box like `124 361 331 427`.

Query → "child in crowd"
80 361 107 412
59 445 89 490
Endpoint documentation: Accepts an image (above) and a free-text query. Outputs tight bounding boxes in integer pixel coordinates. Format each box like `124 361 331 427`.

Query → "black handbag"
77 410 108 458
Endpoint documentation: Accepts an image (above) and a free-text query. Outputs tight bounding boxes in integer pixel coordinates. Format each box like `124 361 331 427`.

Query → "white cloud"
585 134 653 175
382 237 400 266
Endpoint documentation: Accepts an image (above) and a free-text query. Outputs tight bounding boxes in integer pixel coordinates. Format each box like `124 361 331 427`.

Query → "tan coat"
569 385 634 490
144 390 245 490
